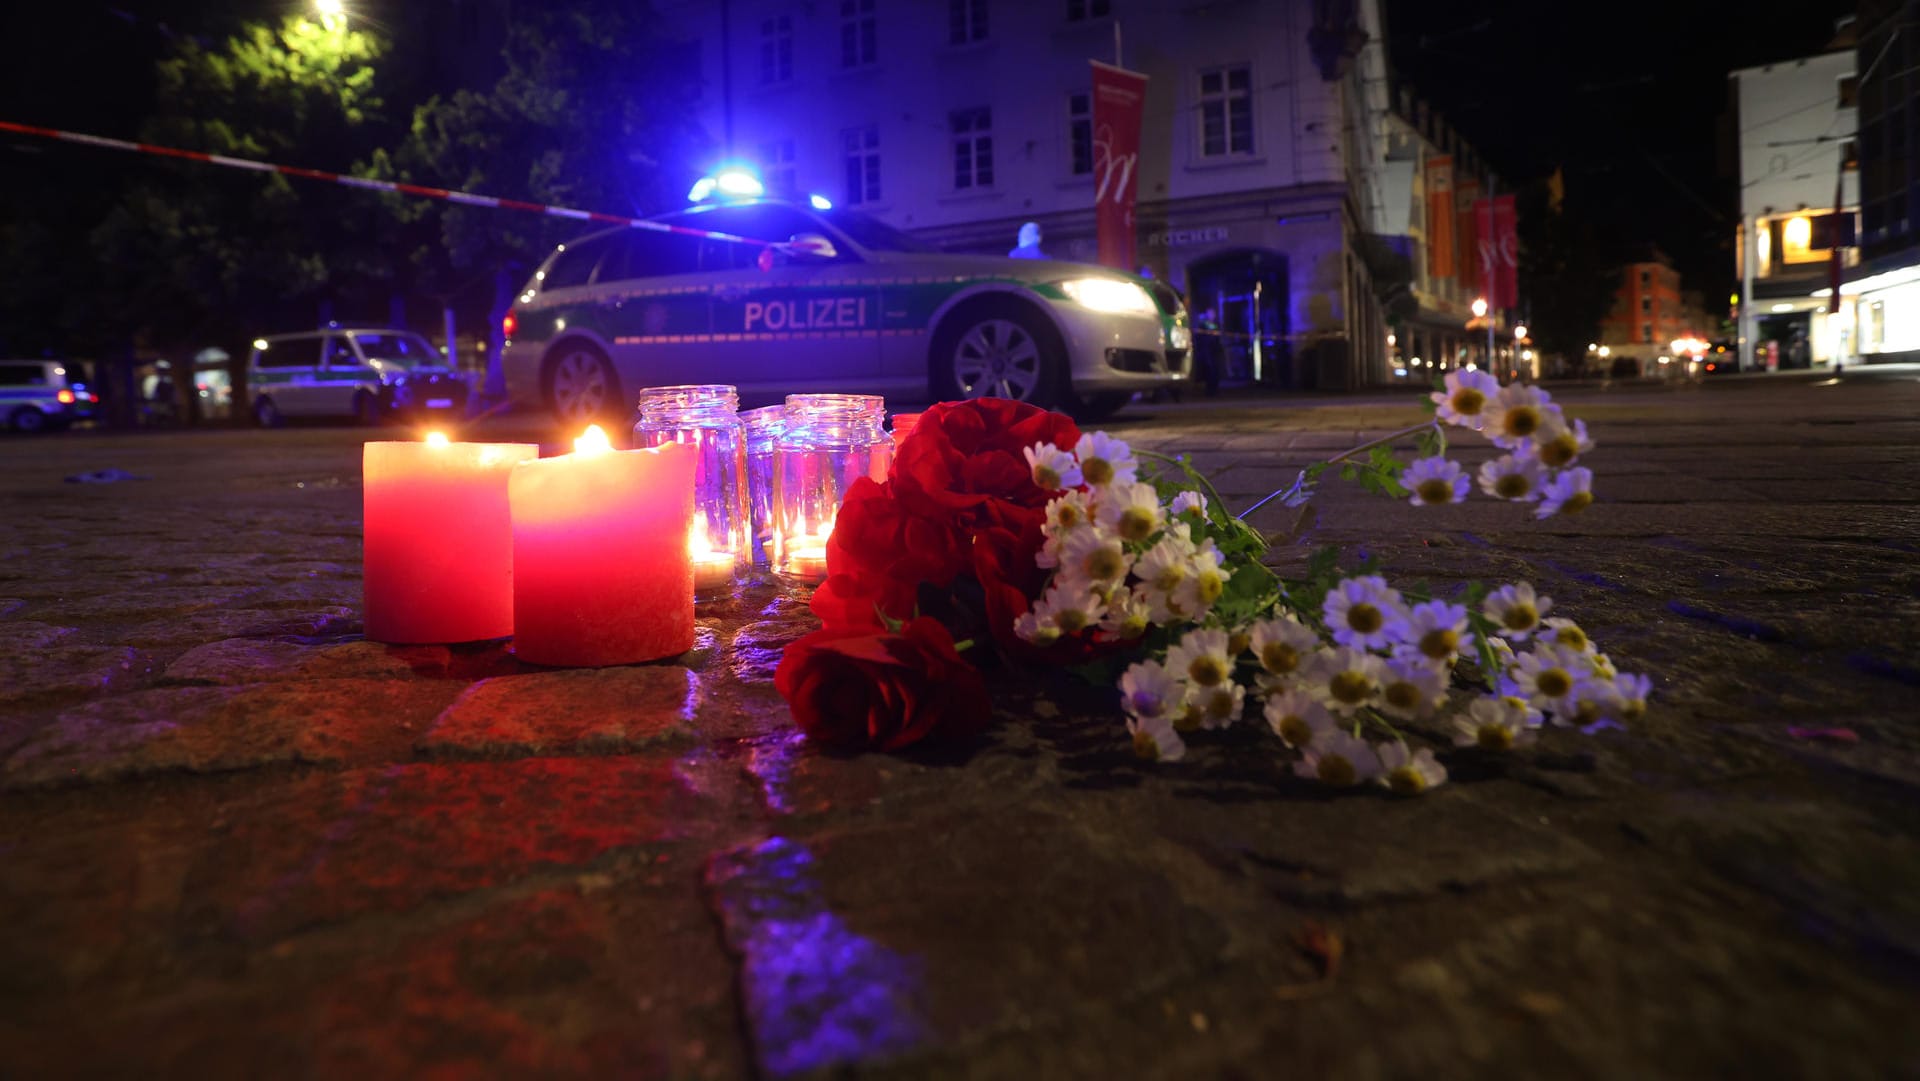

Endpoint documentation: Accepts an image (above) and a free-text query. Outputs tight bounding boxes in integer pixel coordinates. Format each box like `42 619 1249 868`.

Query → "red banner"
1091 60 1149 269
1425 156 1454 280
1455 178 1480 295
1475 195 1519 308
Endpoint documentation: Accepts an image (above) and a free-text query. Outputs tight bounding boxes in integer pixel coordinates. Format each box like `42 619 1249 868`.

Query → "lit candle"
509 425 697 666
780 517 834 581
688 521 736 595
363 431 537 644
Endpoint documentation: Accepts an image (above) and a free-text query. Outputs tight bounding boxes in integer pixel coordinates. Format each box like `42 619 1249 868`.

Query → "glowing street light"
1471 297 1489 318
1598 345 1611 358
314 0 345 25
1511 324 1528 341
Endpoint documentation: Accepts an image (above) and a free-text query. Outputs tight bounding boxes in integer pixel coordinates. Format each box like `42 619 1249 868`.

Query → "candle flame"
687 520 712 559
424 431 449 447
574 424 612 456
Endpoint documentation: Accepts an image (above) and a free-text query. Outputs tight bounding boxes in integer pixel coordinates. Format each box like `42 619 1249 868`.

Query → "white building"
662 0 1398 389
1731 45 1858 369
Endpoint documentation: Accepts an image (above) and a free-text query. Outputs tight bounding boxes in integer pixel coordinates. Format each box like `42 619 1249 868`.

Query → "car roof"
256 328 425 344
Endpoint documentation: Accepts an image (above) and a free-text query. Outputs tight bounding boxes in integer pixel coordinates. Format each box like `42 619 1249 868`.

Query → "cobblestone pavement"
3 376 1920 1079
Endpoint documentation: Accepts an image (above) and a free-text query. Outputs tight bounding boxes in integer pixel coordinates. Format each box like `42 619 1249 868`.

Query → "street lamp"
1512 324 1528 341
1471 297 1489 318
1598 345 1611 358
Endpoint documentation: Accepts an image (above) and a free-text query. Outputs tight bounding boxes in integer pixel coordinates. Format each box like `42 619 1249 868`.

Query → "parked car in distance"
247 328 468 427
0 359 98 432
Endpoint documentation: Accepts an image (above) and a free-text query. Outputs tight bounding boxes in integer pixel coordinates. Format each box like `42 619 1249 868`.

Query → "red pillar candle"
510 425 697 666
363 433 538 644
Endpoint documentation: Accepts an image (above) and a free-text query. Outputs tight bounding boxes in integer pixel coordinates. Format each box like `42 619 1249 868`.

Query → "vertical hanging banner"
1455 178 1481 297
1474 196 1519 307
1425 156 1455 279
1091 60 1149 270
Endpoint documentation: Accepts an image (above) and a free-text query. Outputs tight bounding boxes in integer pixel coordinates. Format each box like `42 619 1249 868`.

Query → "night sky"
1385 0 1859 314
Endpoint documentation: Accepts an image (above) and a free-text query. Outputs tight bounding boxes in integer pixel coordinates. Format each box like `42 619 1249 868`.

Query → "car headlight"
1058 278 1158 316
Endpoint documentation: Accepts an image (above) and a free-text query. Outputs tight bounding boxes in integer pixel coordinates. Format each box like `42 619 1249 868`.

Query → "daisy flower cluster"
1404 370 1596 518
1117 574 1651 794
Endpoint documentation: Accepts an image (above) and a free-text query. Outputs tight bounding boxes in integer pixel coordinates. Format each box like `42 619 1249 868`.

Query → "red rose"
775 617 993 750
892 399 1080 530
825 476 969 592
809 570 909 631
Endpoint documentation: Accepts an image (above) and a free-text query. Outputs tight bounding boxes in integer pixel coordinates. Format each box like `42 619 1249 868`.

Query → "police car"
501 199 1189 423
247 328 469 427
0 359 96 432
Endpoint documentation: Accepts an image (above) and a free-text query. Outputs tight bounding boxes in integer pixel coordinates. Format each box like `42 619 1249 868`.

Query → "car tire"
930 298 1066 409
1070 391 1133 423
353 390 381 427
253 395 282 428
543 342 624 428
10 406 46 434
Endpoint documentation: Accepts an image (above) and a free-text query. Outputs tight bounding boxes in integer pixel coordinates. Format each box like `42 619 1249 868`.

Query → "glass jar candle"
889 412 923 451
773 393 889 580
633 385 749 595
741 404 785 567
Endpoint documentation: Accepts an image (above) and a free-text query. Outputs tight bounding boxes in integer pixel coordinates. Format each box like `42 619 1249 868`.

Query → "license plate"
427 398 453 409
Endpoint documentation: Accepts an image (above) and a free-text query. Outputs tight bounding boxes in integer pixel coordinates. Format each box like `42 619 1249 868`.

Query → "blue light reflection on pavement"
709 836 928 1075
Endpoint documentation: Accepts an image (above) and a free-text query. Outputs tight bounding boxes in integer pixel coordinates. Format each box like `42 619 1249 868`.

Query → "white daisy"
1166 627 1234 689
1483 582 1552 641
1295 730 1382 787
1609 672 1651 721
1376 741 1449 795
1075 431 1138 488
1402 599 1473 665
1188 679 1246 730
1119 658 1183 721
1012 609 1061 646
1534 416 1594 469
1535 467 1594 519
1133 533 1197 625
1540 617 1594 654
1431 368 1500 429
1305 646 1389 715
1249 615 1320 678
1093 481 1164 544
1489 383 1557 446
1400 455 1470 506
1378 656 1447 720
1173 537 1232 617
1452 695 1540 750
1098 591 1153 640
1511 642 1587 717
1169 490 1208 520
1058 526 1132 588
1478 453 1547 502
1265 688 1337 748
1033 578 1104 636
1043 490 1094 537
1128 715 1185 762
1322 575 1408 651
1024 442 1082 491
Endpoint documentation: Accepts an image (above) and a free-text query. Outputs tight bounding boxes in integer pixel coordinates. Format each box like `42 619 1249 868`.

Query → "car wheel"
931 300 1065 408
1070 391 1133 423
253 395 282 428
353 390 381 426
543 343 624 428
10 406 46 434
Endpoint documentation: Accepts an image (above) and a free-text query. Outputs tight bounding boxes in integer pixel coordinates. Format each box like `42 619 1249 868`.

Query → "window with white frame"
843 126 881 205
759 16 792 84
1069 93 1092 175
1067 0 1111 20
950 0 987 44
951 107 993 189
760 139 796 196
1197 65 1253 157
840 0 877 68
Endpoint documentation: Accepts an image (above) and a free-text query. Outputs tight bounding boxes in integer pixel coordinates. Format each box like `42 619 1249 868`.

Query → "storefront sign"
1144 227 1229 248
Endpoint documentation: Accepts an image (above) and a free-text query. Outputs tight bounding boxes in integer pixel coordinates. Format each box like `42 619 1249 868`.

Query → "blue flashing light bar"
809 193 833 211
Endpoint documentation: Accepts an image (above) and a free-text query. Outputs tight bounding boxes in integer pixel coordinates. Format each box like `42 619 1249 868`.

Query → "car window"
323 336 359 366
353 333 437 367
701 236 764 272
672 204 824 246
0 364 46 387
818 208 938 253
542 234 615 289
599 230 704 282
255 339 315 369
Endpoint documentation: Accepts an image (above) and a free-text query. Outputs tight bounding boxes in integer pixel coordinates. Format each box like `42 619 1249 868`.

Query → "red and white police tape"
0 119 772 248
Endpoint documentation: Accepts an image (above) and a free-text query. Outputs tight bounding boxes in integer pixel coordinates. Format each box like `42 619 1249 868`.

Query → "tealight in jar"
633 385 749 595
772 393 890 580
741 404 786 567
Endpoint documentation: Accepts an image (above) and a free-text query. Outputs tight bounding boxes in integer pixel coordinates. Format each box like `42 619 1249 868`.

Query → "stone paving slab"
4 381 1920 1078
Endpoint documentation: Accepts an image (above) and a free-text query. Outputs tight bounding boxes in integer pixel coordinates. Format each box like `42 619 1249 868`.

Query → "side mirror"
787 233 839 261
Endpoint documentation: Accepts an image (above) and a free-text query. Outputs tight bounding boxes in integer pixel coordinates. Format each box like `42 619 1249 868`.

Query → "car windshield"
352 333 440 368
817 208 938 253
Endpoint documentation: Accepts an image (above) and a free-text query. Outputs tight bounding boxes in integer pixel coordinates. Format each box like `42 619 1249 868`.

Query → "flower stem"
1236 420 1441 520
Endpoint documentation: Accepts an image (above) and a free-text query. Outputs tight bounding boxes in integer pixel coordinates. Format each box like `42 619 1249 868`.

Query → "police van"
501 199 1189 423
0 359 96 433
247 328 469 427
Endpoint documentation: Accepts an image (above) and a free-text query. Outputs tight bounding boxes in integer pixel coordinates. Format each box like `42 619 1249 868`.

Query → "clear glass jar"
633 385 749 595
740 404 786 567
773 393 890 580
889 412 924 451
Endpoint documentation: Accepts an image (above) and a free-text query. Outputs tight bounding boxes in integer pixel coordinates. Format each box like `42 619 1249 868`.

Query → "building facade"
662 0 1401 389
1731 40 1858 370
1849 0 1920 362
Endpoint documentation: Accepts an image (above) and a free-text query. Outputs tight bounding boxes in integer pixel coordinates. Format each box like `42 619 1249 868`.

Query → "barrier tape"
0 119 776 248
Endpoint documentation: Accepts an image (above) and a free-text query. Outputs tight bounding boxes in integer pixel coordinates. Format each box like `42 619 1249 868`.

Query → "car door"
673 205 881 394
315 334 366 415
591 229 714 393
254 336 320 414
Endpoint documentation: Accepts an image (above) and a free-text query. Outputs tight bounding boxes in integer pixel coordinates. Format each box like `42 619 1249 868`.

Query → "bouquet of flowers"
775 372 1648 794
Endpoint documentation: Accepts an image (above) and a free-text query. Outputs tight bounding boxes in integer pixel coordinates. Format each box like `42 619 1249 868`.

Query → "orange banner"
1425 156 1454 280
1455 178 1480 295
